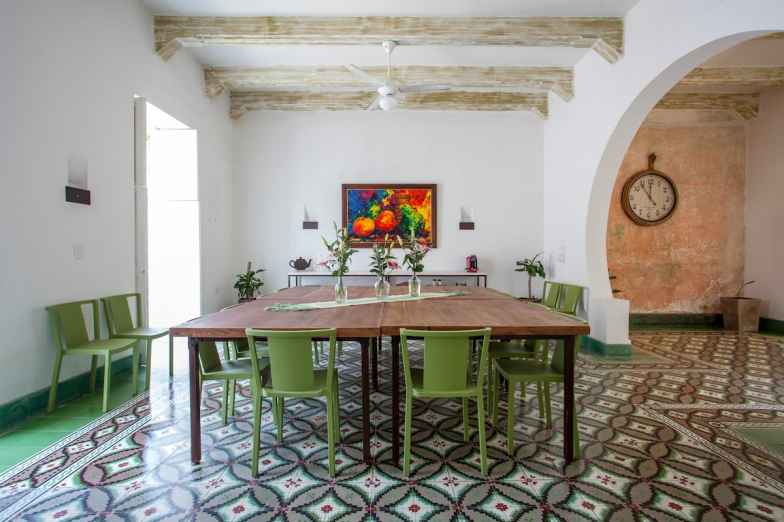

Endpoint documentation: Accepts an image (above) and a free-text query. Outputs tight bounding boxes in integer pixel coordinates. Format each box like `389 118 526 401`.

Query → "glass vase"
408 274 421 297
335 275 348 304
374 276 391 299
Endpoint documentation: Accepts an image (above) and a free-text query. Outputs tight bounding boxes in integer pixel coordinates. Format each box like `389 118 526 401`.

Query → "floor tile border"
0 392 150 520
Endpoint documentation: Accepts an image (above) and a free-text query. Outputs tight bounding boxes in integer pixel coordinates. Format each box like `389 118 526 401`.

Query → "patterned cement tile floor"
1 331 784 521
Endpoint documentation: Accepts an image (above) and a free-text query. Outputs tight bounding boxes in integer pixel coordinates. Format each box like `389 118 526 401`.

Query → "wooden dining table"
170 285 590 467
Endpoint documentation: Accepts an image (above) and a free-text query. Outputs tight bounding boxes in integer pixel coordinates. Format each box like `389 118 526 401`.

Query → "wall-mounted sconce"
302 205 318 230
65 155 91 205
459 206 475 230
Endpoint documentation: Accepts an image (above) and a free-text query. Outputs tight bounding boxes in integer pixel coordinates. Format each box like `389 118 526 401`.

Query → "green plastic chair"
198 340 269 426
400 328 491 476
245 328 340 477
486 282 563 417
492 337 581 458
47 300 141 413
102 293 172 390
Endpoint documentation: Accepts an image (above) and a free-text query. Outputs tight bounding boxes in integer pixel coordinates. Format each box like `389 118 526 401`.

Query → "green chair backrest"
103 293 143 336
557 285 582 315
400 328 491 392
46 299 100 351
542 281 561 309
199 341 223 374
246 329 336 394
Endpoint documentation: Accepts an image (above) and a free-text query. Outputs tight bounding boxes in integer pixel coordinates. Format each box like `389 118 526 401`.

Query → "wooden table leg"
371 338 379 391
563 336 575 464
391 335 401 465
188 337 202 464
360 338 372 464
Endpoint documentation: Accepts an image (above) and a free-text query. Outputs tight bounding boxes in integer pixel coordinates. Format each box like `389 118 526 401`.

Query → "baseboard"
760 317 784 335
580 335 633 357
0 355 134 433
630 313 723 328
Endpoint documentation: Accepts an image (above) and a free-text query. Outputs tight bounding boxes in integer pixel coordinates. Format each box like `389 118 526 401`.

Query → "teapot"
289 257 312 271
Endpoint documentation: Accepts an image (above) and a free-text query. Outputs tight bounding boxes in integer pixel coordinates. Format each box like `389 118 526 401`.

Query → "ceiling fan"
346 40 451 111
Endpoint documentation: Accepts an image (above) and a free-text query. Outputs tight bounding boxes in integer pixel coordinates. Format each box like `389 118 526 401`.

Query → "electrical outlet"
73 244 85 261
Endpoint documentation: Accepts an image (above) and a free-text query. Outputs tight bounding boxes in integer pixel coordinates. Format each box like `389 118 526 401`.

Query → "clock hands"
640 179 656 207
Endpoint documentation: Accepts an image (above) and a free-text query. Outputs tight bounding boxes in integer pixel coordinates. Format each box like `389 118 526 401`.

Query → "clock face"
622 171 678 225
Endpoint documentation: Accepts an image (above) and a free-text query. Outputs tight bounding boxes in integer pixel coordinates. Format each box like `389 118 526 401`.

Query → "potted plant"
369 234 397 299
721 280 762 332
515 253 546 301
322 222 358 303
399 226 430 297
234 261 265 302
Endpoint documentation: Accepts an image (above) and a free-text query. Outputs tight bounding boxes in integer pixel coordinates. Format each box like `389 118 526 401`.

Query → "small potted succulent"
369 234 397 299
322 222 358 303
515 253 546 301
234 261 265 302
721 280 762 332
399 226 430 297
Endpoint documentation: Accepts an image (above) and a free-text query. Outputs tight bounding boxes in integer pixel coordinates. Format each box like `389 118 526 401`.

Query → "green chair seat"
495 359 560 380
102 293 174 390
116 326 169 339
489 340 535 358
47 299 141 413
201 357 269 380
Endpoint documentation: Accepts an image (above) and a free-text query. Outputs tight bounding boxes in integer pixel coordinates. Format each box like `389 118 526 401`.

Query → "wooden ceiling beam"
205 66 573 100
679 66 784 90
655 92 760 120
155 16 623 63
230 91 548 119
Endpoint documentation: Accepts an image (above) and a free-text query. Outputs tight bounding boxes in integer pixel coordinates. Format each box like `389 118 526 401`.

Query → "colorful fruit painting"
342 184 437 247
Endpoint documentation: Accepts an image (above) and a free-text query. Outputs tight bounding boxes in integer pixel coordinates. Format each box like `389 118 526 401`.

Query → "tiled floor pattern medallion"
1 331 783 520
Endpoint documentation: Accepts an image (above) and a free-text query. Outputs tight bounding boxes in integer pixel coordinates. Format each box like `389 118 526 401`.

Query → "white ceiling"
143 0 639 17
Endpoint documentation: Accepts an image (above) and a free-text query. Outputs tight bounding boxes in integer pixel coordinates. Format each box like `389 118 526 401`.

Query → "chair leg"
403 391 413 477
222 379 230 425
132 346 141 396
536 382 545 420
462 397 469 442
492 367 500 426
228 380 237 417
251 391 263 477
476 392 487 475
168 334 174 377
144 339 153 392
543 383 552 429
334 378 341 443
506 380 516 456
89 355 98 393
276 397 284 442
327 390 336 477
102 352 113 413
47 351 65 413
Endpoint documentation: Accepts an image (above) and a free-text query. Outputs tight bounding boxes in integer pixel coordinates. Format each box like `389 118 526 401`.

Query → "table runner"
265 291 463 312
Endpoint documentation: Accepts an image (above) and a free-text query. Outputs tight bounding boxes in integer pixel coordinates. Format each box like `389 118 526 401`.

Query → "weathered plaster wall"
607 127 745 313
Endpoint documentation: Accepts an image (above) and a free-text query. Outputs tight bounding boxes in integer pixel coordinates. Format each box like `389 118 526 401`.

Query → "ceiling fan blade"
367 95 381 111
398 84 452 94
346 64 385 87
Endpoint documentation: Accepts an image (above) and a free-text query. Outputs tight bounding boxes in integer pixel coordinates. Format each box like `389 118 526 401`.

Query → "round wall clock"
621 153 678 226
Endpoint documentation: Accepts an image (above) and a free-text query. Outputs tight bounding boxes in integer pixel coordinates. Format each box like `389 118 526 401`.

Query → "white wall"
746 89 784 320
232 111 543 296
542 0 784 344
0 1 234 404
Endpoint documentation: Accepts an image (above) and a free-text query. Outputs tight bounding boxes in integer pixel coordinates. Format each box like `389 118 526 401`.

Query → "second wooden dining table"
170 286 590 468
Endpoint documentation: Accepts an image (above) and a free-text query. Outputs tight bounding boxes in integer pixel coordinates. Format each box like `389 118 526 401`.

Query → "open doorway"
134 99 200 377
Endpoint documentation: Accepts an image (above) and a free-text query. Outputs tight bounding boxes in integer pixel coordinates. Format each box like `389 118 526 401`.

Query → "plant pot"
720 297 762 333
239 297 257 304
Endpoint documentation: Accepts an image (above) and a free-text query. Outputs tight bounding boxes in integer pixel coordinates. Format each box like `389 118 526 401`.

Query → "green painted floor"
0 370 147 474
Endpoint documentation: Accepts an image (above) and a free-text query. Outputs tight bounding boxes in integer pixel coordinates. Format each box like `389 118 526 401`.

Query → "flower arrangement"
369 234 398 277
399 226 430 274
322 223 358 277
234 261 265 301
